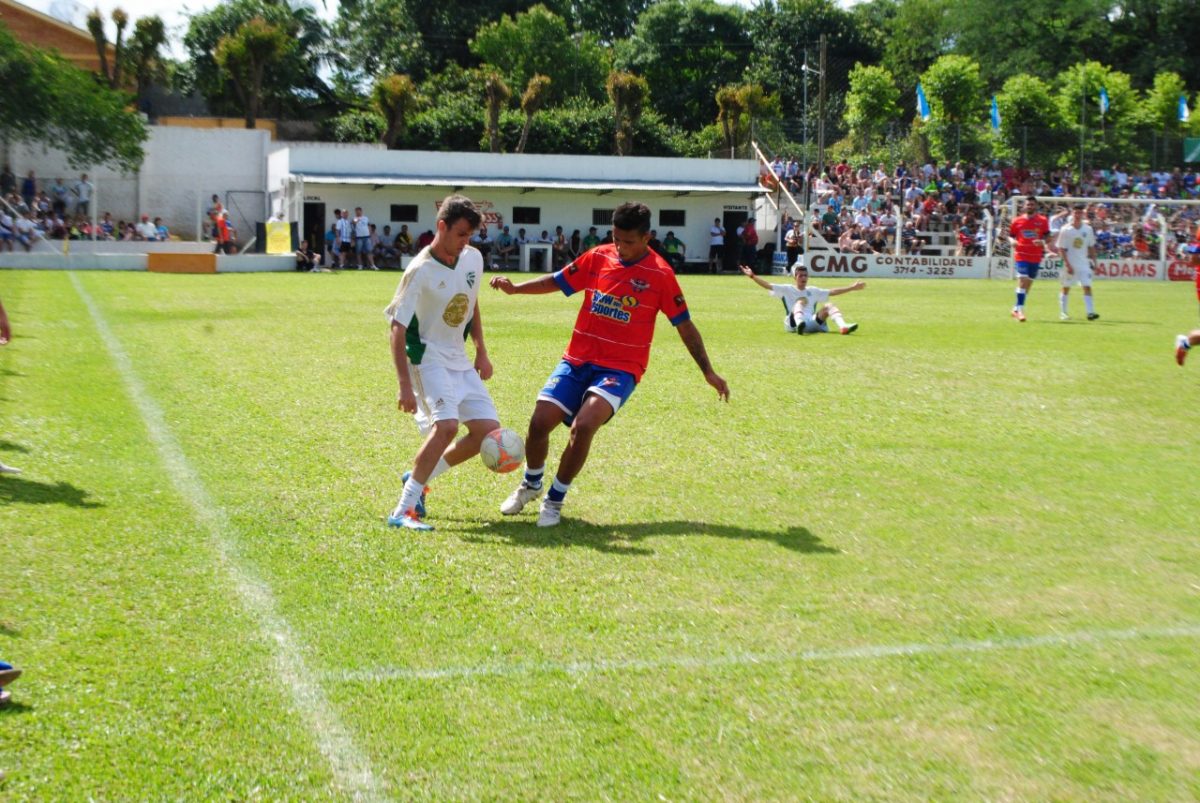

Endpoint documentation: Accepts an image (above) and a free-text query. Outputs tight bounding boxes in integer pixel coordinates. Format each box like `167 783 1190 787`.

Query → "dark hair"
437 195 482 229
612 202 651 234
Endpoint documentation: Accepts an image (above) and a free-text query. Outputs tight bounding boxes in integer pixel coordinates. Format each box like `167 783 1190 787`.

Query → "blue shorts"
537 361 637 426
356 236 371 254
1015 260 1041 279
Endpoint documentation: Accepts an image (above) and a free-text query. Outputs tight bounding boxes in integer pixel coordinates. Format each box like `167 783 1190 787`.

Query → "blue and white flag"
990 96 1001 131
1179 94 1191 123
1099 86 1109 116
916 82 931 122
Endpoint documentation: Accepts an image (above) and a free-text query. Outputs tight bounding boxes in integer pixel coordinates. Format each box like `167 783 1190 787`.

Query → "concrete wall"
9 126 272 240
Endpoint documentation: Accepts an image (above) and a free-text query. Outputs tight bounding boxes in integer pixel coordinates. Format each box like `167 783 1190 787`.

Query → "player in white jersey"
383 195 501 531
739 261 865 334
1053 203 1099 321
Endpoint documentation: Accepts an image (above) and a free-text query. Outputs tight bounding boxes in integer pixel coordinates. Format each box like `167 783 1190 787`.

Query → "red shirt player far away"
1008 195 1050 321
489 201 729 527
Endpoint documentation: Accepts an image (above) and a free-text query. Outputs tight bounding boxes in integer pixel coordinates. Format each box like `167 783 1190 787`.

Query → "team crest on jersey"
630 278 650 292
590 290 634 323
674 294 685 307
466 271 476 288
443 293 470 326
568 264 578 274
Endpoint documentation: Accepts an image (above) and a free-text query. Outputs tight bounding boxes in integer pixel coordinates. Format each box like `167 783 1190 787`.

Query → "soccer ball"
480 427 524 473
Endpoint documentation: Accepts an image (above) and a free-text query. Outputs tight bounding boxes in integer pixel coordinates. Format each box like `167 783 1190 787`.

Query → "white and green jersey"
384 245 483 369
769 284 829 315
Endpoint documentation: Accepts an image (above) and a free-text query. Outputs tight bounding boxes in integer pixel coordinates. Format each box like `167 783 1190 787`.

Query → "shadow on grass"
0 699 33 715
0 476 102 508
0 440 29 453
458 519 837 557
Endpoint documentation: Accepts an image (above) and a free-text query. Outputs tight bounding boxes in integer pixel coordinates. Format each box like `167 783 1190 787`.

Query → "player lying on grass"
489 202 729 527
384 195 505 532
739 262 864 334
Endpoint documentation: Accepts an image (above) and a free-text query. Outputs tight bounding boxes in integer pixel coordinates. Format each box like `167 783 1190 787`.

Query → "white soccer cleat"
1060 312 1070 321
537 499 563 527
500 481 542 515
0 462 21 475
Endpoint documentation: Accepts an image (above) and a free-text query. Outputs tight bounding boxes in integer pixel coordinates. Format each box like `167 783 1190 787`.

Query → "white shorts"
409 363 498 435
797 314 829 334
1061 261 1093 288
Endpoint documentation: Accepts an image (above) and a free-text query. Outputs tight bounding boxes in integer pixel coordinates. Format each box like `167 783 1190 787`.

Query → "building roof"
0 0 115 73
293 172 766 196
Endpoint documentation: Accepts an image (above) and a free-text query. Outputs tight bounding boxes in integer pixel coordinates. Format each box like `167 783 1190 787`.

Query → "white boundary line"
329 624 1200 684
70 273 385 801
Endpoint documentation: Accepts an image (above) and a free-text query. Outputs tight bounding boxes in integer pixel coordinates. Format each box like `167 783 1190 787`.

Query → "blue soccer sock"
523 466 545 488
1014 289 1027 309
546 477 571 503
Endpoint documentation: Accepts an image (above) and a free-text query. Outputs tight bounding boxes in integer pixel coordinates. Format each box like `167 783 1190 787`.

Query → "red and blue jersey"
552 244 690 382
1010 213 1050 263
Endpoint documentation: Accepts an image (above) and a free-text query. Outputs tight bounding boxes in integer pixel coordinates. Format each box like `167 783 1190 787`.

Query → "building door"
303 202 325 259
722 210 747 272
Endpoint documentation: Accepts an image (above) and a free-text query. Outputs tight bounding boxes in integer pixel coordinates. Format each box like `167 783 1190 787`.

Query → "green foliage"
469 4 609 104
373 73 420 148
994 74 1070 168
1108 0 1200 90
1141 71 1189 134
874 0 949 94
183 0 328 121
921 54 987 162
564 0 653 41
615 0 750 133
607 70 650 155
844 63 900 150
215 17 296 129
326 109 386 143
0 21 146 171
1056 61 1141 169
483 71 512 152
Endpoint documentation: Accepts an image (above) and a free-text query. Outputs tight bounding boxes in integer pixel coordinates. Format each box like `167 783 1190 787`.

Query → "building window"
659 210 686 227
591 209 612 227
512 206 540 225
390 204 418 222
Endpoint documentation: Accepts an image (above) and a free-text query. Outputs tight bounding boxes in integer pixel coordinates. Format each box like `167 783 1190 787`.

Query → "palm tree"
483 71 510 153
606 71 648 157
515 74 550 154
215 17 295 129
373 74 419 149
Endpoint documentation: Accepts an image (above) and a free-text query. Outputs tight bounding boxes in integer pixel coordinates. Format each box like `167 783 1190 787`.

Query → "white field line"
330 624 1200 684
70 273 384 802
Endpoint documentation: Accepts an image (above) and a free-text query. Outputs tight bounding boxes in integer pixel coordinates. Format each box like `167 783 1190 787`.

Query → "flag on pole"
1099 86 1109 116
916 82 931 122
990 96 1001 131
1179 94 1191 123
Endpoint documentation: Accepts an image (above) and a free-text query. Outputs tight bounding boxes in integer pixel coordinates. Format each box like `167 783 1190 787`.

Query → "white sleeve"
385 263 423 324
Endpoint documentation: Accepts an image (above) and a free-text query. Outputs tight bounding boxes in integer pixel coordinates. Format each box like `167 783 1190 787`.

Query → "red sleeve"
554 248 599 296
658 267 691 326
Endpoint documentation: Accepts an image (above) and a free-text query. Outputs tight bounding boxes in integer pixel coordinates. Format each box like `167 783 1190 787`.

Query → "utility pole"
817 34 827 173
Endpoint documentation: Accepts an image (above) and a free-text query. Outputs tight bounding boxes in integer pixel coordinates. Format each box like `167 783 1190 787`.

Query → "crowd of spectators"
765 156 1200 259
1 164 171 250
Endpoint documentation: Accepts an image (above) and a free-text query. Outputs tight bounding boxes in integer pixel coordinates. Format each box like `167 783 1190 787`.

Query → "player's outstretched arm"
739 264 773 290
676 320 729 402
829 281 866 296
489 274 560 295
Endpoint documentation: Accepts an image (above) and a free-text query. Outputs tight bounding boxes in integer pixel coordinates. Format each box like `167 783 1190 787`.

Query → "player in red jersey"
1175 236 1200 366
1008 196 1050 321
489 202 729 526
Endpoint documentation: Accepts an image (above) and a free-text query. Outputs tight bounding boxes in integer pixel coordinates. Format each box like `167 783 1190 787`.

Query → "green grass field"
2 268 1199 800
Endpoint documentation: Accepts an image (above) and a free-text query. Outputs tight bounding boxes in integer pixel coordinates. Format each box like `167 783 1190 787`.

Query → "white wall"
9 126 271 239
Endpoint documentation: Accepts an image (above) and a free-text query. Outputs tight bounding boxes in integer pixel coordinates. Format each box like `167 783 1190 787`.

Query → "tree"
945 0 1110 88
516 74 551 154
0 22 146 171
920 54 986 162
1142 71 1189 135
1107 0 1200 90
746 0 877 122
127 16 167 108
483 71 511 153
86 7 131 89
373 73 420 149
615 0 750 133
215 17 295 129
607 70 649 156
844 63 899 151
715 85 744 156
1056 61 1140 169
564 0 653 41
994 74 1069 168
469 5 608 104
874 0 949 93
184 0 330 122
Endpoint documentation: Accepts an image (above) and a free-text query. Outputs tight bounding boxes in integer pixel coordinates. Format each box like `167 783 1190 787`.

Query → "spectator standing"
336 209 354 268
737 218 759 269
353 207 376 269
50 178 69 216
708 217 725 273
582 226 600 250
20 171 36 208
0 165 14 197
73 173 92 218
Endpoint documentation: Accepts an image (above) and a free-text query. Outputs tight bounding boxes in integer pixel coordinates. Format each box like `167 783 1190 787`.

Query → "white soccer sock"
831 312 847 329
1060 292 1068 315
393 475 426 517
427 457 451 483
1084 295 1095 315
